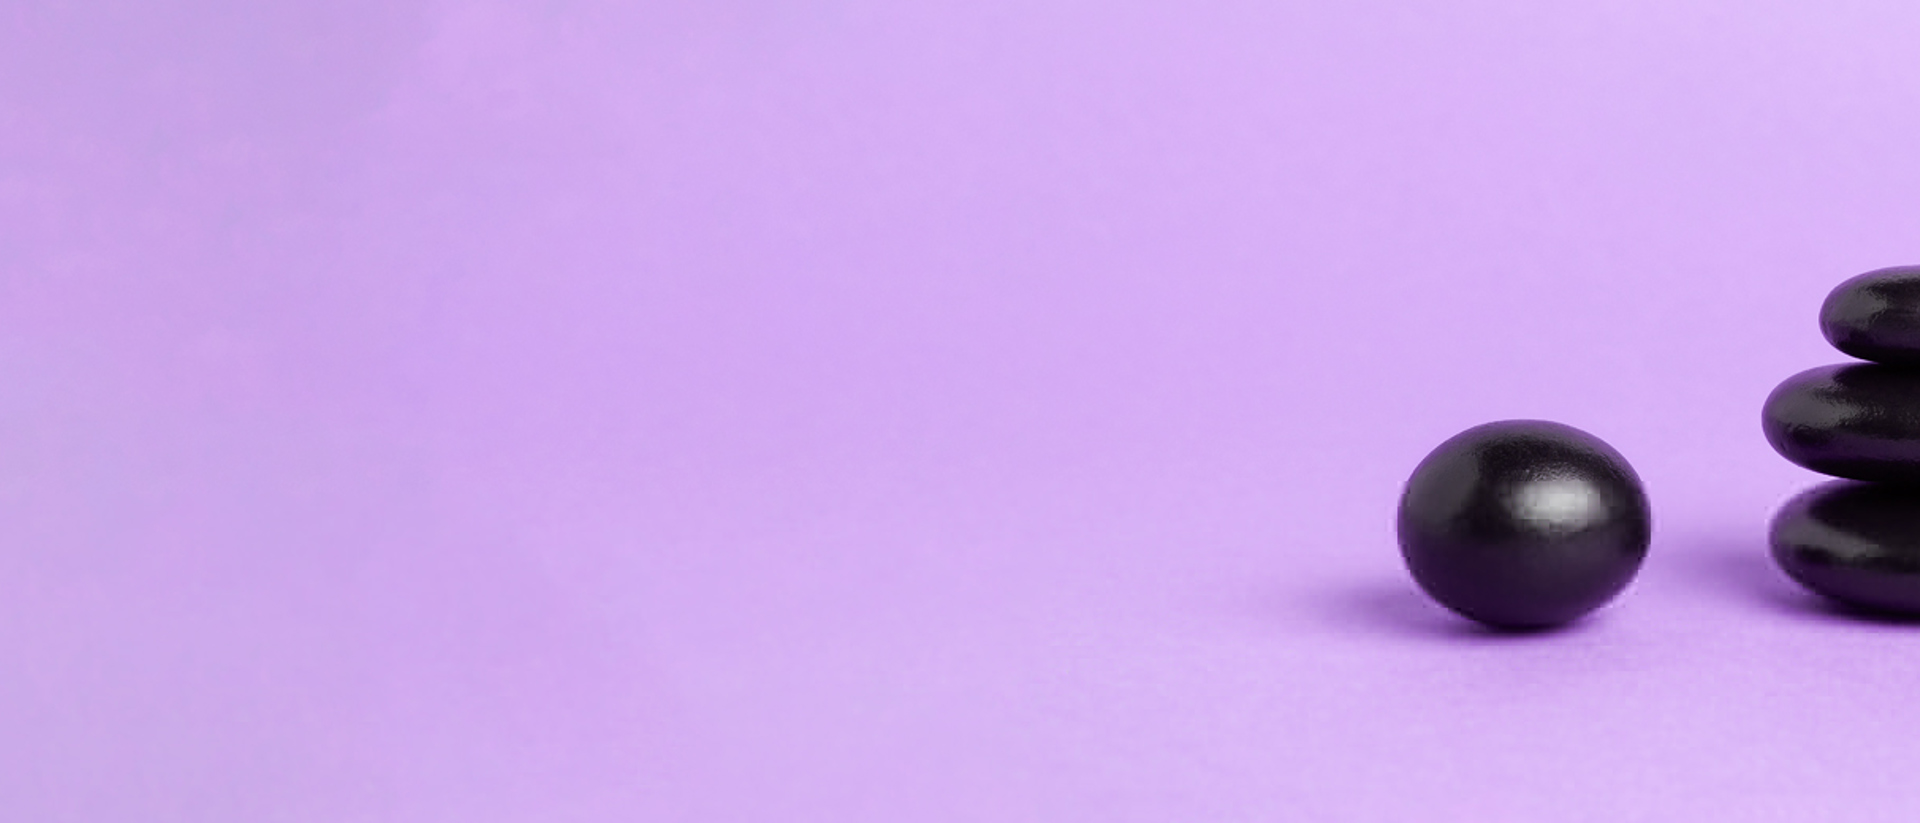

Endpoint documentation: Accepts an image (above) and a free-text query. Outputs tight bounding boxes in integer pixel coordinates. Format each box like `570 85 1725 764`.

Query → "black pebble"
1771 480 1920 616
1822 266 1920 366
1762 363 1920 483
1397 420 1652 630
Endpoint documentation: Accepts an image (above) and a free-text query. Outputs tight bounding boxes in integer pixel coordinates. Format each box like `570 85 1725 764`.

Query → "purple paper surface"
6 2 1920 819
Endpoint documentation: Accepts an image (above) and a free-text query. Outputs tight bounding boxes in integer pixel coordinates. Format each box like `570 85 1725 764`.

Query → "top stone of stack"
1822 266 1920 366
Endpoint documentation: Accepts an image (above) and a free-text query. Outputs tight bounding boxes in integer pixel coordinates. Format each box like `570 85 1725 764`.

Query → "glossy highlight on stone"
1396 420 1652 630
1821 266 1920 366
1771 480 1920 616
1762 363 1920 483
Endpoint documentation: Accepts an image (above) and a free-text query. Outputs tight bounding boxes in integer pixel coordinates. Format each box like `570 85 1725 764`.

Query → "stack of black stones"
1764 266 1920 617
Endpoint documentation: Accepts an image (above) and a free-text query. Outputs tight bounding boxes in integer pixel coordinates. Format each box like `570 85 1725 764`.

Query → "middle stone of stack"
1764 362 1920 483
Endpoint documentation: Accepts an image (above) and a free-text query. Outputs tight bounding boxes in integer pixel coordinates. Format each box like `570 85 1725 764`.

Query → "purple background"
5 2 1920 819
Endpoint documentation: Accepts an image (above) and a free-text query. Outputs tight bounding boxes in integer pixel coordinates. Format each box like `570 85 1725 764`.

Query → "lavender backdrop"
6 2 1920 820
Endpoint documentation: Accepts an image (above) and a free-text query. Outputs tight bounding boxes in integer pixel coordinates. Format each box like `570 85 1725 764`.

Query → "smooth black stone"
1771 480 1920 616
1396 420 1651 630
1762 363 1920 483
1821 265 1920 366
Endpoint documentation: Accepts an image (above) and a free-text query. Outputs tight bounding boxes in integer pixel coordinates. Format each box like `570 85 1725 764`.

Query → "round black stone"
1762 363 1920 483
1821 265 1920 366
1771 480 1920 616
1396 420 1652 629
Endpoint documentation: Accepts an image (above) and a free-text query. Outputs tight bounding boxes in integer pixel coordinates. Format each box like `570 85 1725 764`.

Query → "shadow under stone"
1310 579 1600 643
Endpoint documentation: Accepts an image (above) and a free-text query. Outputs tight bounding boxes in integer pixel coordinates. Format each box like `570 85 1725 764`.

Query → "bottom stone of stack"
1771 480 1920 617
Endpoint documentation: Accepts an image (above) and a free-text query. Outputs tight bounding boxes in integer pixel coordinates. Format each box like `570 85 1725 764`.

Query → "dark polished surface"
1396 420 1651 629
1762 363 1920 483
1771 480 1920 616
1821 266 1920 366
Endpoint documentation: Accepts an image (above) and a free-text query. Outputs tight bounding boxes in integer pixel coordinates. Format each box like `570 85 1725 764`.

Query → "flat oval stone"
1822 266 1920 366
1762 363 1920 483
1772 480 1920 616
